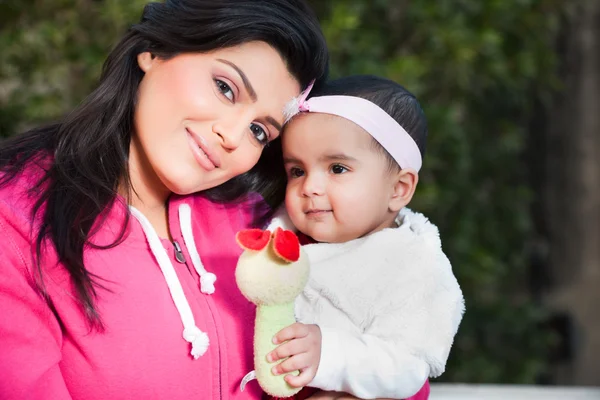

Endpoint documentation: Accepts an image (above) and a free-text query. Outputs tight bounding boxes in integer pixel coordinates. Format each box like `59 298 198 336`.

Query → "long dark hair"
0 0 328 326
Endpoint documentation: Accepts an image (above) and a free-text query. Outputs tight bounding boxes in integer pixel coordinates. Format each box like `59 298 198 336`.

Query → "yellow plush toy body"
235 228 310 397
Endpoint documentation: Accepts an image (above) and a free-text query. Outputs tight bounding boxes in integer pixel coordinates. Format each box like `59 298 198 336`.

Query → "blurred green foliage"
0 0 565 384
0 0 148 135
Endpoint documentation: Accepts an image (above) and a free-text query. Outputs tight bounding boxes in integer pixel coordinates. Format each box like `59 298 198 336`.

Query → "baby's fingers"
284 367 317 388
272 352 311 375
268 338 308 363
273 322 309 344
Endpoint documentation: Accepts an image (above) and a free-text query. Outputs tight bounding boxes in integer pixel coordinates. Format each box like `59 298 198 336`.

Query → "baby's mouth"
305 209 332 215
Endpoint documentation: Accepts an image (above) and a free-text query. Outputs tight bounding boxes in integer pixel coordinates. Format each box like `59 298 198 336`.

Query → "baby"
264 75 465 400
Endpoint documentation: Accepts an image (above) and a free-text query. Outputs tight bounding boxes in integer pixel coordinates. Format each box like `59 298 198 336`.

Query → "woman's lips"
186 128 221 171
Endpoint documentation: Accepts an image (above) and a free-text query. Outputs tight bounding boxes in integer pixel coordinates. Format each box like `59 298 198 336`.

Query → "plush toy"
235 227 310 397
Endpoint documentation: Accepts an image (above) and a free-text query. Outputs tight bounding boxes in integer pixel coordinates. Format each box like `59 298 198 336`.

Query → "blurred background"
1 0 598 391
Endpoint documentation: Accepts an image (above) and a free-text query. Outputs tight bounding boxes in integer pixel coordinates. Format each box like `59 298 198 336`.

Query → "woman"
0 1 328 399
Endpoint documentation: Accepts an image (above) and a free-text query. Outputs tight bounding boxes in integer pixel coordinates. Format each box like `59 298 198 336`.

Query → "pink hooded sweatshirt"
0 162 431 400
0 162 268 399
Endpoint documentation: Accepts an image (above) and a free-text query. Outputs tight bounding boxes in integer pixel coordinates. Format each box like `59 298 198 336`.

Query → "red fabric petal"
272 227 300 262
236 229 271 251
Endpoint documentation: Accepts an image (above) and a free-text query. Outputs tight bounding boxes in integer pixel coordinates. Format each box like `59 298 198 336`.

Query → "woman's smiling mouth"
186 127 221 170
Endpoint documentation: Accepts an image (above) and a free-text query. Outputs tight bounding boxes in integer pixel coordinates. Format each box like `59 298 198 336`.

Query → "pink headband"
285 82 422 172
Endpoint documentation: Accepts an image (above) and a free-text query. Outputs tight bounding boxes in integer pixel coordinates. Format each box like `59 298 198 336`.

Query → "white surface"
430 384 600 399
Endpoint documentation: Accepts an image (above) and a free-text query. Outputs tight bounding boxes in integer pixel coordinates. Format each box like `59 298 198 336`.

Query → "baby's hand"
267 322 322 388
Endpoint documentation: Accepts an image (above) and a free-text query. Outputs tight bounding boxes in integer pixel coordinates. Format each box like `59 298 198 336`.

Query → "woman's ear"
137 52 156 72
388 168 419 212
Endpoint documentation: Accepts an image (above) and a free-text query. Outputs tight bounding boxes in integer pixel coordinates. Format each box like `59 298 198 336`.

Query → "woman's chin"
165 174 228 196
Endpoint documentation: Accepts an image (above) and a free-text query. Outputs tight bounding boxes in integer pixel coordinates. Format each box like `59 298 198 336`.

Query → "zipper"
173 237 221 399
173 240 186 263
218 342 222 400
173 239 194 275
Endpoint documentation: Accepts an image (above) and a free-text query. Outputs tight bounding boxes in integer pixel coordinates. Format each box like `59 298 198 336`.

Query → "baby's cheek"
332 195 359 219
284 193 300 216
290 211 302 227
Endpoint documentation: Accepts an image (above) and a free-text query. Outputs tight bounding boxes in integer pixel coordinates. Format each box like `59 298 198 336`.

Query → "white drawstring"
129 206 210 359
178 204 217 294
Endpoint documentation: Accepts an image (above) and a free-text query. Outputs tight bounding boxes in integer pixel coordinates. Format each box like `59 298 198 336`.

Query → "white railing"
430 384 600 400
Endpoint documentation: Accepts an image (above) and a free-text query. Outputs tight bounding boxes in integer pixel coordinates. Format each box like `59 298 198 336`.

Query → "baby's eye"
250 123 268 145
215 79 234 102
330 164 348 174
289 167 305 178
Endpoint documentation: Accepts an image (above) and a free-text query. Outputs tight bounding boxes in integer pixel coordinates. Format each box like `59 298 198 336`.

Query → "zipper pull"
173 240 186 263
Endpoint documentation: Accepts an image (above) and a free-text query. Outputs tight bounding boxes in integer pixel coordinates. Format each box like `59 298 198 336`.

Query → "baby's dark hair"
309 75 428 172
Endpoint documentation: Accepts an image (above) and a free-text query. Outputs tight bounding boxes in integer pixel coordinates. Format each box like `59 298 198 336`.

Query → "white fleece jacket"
267 208 465 399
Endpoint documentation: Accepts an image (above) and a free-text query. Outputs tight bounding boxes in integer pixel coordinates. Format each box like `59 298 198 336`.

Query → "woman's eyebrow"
266 117 282 133
216 59 257 101
216 59 283 133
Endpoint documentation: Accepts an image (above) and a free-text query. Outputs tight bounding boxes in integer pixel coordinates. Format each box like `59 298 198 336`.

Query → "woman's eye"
215 79 234 101
289 167 305 178
250 123 268 145
331 164 348 174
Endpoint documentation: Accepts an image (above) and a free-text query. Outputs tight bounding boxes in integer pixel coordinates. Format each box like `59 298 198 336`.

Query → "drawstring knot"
130 205 213 360
183 326 210 359
200 272 217 294
179 204 218 295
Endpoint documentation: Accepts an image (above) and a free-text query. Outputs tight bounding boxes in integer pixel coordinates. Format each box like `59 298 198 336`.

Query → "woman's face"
131 41 300 202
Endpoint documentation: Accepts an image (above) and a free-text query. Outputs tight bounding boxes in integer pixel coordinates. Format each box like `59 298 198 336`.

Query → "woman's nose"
213 119 247 151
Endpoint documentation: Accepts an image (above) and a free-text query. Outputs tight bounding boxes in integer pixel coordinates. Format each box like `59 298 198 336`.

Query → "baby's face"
282 113 398 243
